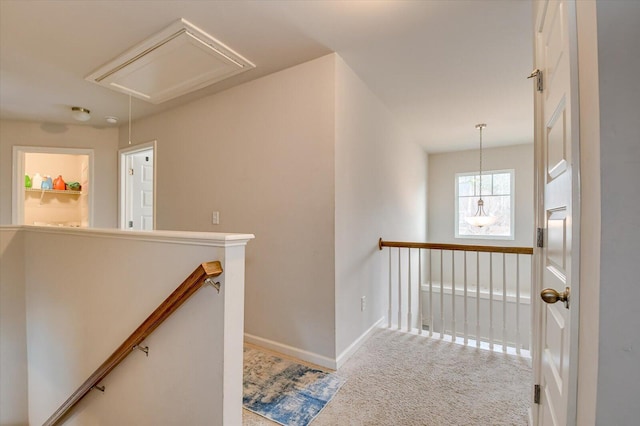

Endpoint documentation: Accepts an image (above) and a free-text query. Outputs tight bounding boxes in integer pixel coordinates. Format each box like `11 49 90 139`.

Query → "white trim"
420 283 531 304
119 140 157 230
244 317 385 371
19 225 254 248
12 146 95 226
335 317 385 369
244 333 338 370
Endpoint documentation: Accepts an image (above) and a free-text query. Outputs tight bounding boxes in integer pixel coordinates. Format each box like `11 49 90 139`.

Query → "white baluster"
388 248 392 328
516 254 521 354
502 253 507 352
439 250 444 339
476 251 480 348
407 248 412 332
464 251 468 346
398 248 402 330
429 249 433 338
451 250 456 342
418 249 423 335
489 253 494 351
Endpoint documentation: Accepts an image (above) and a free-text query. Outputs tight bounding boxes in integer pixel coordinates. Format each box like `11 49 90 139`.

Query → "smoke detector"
85 19 255 104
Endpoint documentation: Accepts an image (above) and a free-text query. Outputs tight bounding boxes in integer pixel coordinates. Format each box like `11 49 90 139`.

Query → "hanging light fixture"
465 123 497 228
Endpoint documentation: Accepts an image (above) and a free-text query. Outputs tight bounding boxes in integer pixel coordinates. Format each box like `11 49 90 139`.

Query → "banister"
378 238 534 255
43 260 223 426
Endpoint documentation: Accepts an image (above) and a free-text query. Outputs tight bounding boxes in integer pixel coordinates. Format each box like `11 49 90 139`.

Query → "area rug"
243 347 346 426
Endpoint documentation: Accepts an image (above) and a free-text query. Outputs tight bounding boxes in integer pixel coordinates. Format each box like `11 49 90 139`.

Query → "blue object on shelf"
41 177 53 190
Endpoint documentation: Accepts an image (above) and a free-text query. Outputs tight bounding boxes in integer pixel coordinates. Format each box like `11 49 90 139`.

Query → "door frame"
531 0 582 424
118 140 157 230
12 145 95 226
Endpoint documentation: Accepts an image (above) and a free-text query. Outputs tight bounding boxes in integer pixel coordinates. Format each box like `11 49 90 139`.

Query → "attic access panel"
86 19 255 104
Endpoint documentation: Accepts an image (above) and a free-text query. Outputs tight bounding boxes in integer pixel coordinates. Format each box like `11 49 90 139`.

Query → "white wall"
0 121 118 227
19 227 250 425
428 143 534 246
334 56 427 358
593 1 640 424
118 55 337 361
0 228 28 425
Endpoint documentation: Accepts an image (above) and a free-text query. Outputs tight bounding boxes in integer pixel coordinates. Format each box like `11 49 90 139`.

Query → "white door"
533 0 580 425
124 148 154 230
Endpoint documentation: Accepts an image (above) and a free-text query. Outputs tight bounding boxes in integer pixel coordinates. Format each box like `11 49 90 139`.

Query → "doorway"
119 141 156 230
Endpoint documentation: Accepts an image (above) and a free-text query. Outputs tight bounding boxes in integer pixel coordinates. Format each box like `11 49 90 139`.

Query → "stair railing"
43 260 224 426
379 238 534 355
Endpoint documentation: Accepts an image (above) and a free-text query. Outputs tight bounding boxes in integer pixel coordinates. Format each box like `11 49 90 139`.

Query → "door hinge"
128 168 134 175
537 227 544 248
534 384 541 404
528 69 543 92
128 220 133 228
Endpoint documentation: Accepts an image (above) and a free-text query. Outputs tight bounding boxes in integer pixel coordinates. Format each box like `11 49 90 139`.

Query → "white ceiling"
0 0 533 152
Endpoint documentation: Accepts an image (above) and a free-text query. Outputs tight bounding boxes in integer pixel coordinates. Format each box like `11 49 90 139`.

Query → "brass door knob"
540 287 570 309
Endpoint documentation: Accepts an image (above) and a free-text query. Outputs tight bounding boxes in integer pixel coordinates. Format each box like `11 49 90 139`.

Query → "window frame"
454 168 515 240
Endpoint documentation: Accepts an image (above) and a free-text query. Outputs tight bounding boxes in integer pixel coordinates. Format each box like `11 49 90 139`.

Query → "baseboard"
244 333 338 370
244 317 385 371
335 316 385 369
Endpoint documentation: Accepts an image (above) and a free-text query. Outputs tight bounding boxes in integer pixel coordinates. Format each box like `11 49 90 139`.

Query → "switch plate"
361 296 366 312
212 211 219 225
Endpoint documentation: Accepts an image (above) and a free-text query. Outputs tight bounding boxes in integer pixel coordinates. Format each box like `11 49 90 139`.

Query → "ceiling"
0 0 533 153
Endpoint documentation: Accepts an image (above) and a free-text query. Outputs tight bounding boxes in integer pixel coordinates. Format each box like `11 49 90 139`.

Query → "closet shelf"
26 188 83 195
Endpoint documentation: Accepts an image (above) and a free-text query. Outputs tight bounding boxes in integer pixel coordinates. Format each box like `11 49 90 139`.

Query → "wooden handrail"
43 260 224 426
378 238 534 255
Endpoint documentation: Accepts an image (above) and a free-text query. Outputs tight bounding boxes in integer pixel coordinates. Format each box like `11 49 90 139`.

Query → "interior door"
125 149 154 230
533 0 580 425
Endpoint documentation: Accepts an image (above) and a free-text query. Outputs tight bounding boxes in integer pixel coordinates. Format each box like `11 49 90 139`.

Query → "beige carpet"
244 328 531 425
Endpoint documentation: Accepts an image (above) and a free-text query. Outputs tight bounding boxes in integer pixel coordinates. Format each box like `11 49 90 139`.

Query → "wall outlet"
212 211 219 225
361 296 366 312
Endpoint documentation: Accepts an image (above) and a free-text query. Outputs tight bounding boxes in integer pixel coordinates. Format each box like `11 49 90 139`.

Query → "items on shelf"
53 175 66 190
41 176 53 190
32 173 43 189
26 173 83 193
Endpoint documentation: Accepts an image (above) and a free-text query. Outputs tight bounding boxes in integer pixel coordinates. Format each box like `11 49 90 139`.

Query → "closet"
17 148 92 227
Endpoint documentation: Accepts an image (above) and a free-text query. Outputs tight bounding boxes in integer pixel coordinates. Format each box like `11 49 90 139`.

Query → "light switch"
212 211 219 225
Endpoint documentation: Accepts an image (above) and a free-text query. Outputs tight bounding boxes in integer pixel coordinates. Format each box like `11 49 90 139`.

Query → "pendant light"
465 124 497 228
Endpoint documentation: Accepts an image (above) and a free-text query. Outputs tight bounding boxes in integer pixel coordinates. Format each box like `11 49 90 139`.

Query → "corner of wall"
332 56 427 357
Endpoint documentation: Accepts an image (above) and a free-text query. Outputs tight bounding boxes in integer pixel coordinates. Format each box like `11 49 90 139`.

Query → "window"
455 169 514 239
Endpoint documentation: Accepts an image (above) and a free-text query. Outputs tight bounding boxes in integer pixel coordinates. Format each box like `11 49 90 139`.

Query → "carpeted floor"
244 328 531 425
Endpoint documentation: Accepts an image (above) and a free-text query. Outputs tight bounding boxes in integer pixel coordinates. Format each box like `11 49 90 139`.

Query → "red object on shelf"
53 175 66 190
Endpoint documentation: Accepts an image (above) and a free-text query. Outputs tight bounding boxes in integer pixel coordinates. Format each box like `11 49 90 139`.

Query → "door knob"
540 287 570 309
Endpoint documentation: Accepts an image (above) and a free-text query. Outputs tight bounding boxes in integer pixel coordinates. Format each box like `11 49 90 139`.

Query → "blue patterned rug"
243 347 346 426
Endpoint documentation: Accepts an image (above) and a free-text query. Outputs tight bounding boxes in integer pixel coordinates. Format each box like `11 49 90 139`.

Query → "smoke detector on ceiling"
85 19 255 104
